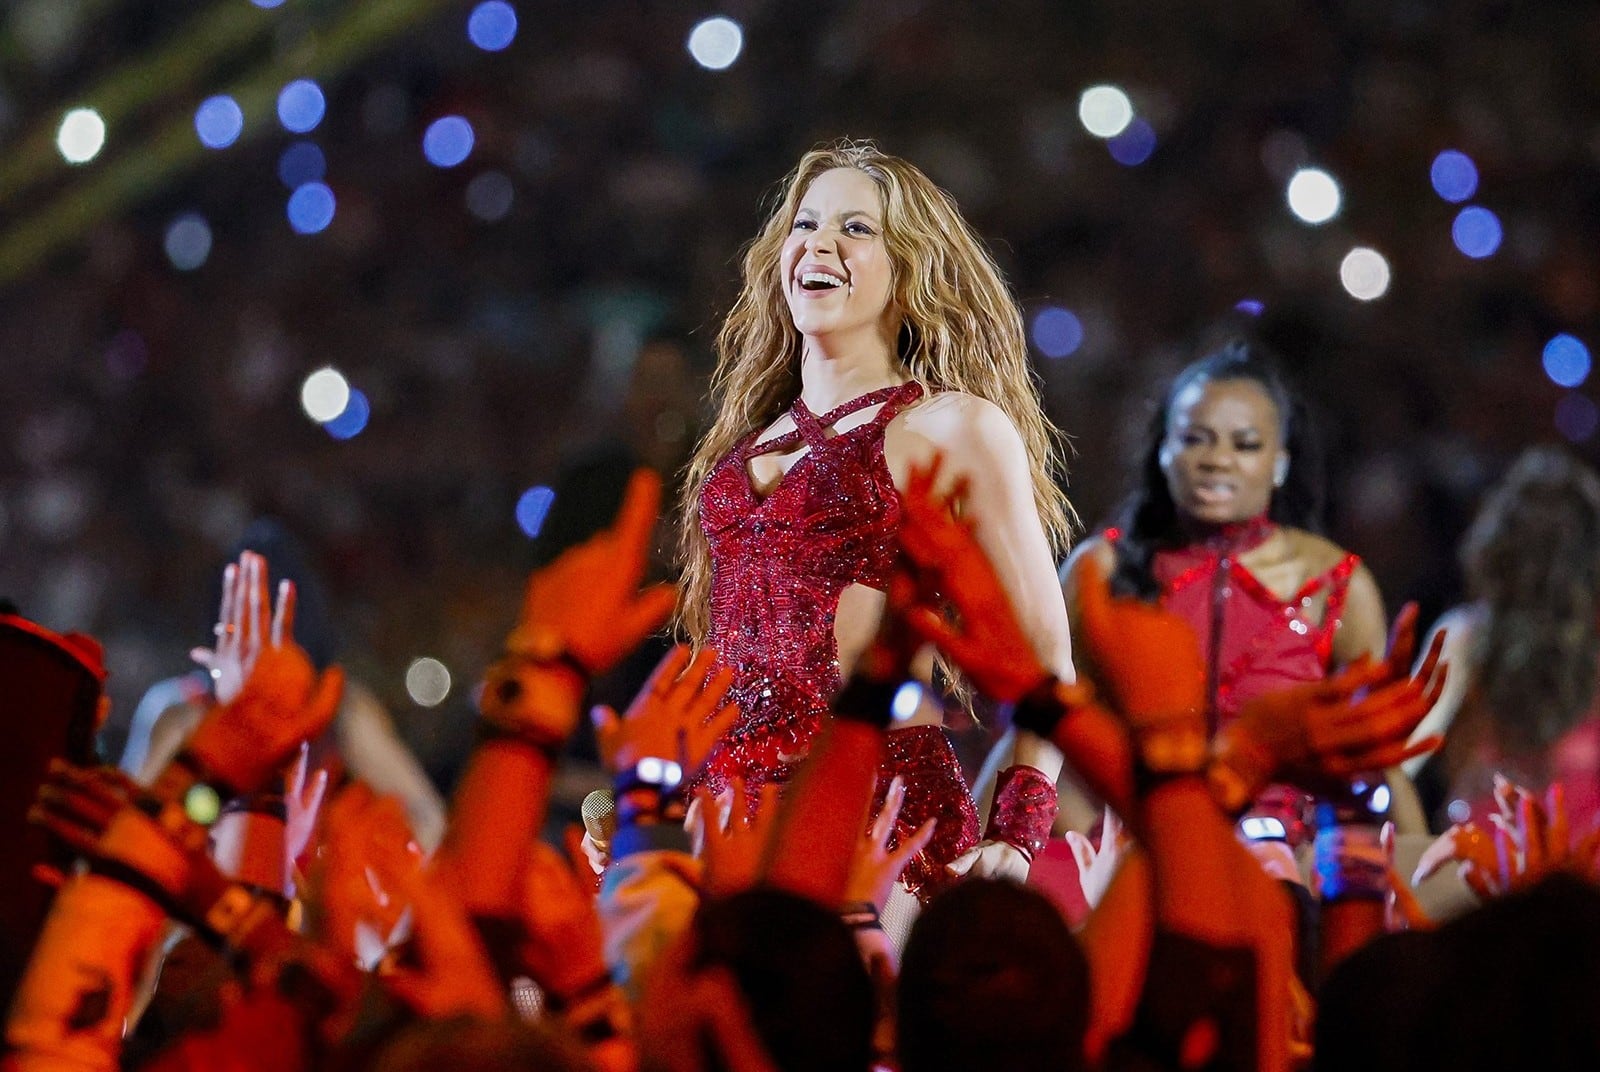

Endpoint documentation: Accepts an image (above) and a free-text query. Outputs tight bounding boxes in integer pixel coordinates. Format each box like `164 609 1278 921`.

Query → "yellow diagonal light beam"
0 0 458 287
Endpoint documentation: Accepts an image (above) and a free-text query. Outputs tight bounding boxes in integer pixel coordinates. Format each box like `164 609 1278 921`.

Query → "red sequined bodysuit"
1144 517 1359 729
1132 518 1359 842
696 382 979 895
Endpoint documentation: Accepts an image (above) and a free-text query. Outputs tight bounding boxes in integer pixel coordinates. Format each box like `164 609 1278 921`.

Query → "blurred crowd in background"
1 0 1597 797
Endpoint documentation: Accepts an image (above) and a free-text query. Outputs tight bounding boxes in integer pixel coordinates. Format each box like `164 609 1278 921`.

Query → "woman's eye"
846 222 873 236
792 219 816 231
1235 441 1263 452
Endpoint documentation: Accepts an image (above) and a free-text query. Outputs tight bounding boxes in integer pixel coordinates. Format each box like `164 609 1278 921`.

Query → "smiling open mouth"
799 270 845 291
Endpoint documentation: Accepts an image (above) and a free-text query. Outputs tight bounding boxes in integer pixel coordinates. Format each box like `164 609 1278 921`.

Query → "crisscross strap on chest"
747 382 922 457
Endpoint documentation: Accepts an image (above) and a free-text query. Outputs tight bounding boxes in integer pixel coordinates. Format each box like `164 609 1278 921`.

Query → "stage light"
405 657 452 707
250 0 287 8
1235 299 1265 316
1451 206 1502 259
468 1 518 51
1108 118 1156 166
277 79 326 134
1430 150 1478 203
466 170 514 221
324 389 370 440
423 116 474 167
687 16 744 70
1286 167 1341 224
300 367 351 423
1543 334 1592 388
57 108 105 164
516 486 555 537
1030 306 1084 358
1078 84 1133 139
195 95 244 149
277 141 326 188
164 214 212 271
1556 394 1598 443
287 182 336 234
1339 247 1390 301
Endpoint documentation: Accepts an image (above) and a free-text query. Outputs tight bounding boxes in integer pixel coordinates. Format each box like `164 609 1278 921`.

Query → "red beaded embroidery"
983 764 1058 861
694 382 979 896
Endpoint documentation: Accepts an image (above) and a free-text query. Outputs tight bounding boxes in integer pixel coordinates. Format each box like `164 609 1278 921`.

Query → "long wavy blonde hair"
678 139 1076 646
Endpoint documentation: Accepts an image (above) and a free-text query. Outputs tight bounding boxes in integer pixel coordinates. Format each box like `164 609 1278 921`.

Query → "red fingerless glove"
983 765 1058 863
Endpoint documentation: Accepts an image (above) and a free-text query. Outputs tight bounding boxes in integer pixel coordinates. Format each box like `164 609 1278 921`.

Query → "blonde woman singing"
680 141 1075 897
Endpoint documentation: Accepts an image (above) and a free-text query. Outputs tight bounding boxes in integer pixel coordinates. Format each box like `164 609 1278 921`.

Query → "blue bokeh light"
1430 150 1478 203
422 116 475 167
468 1 518 51
277 141 326 188
516 486 556 538
277 79 326 134
1451 206 1502 259
194 95 243 149
1031 306 1084 359
1543 334 1592 389
250 0 287 8
1556 394 1599 443
324 389 371 440
287 182 336 234
1235 299 1265 317
1107 118 1156 166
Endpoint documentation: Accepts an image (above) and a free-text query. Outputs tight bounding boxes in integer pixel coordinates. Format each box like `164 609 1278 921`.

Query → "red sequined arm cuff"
983 764 1059 862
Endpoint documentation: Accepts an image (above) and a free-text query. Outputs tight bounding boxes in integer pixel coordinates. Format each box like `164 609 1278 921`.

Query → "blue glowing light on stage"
1556 394 1598 443
324 389 371 440
423 116 475 168
164 214 212 271
287 182 336 234
1235 299 1265 317
251 0 287 8
1543 334 1592 388
194 95 243 149
277 141 326 188
468 2 518 51
277 80 326 134
1108 118 1156 166
1430 150 1478 203
1031 307 1084 359
516 486 556 538
1451 206 1502 259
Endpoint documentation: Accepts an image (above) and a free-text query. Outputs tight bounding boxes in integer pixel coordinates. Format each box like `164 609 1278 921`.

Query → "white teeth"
800 270 845 288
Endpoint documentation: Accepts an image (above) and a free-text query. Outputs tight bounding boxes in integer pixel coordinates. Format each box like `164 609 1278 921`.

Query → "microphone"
580 789 616 849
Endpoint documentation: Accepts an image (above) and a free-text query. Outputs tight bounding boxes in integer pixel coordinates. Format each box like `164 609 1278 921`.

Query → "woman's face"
1159 376 1286 526
779 167 898 345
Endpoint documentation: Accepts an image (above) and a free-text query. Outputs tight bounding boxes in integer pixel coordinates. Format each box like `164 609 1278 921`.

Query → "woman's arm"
1331 561 1388 666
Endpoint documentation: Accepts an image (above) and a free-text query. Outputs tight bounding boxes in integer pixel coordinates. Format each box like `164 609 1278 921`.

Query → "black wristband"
832 675 904 730
1009 675 1074 738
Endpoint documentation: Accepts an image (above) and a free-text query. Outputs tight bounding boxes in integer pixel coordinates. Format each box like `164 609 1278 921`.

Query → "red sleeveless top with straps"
696 381 979 895
1138 516 1361 729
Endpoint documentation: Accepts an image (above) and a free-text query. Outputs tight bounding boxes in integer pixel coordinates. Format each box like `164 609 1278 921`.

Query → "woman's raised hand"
843 776 936 911
592 644 739 778
506 469 679 678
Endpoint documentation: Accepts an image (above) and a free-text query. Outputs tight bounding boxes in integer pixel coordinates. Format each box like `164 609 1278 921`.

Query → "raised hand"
1074 553 1207 734
379 859 505 1019
181 554 344 797
514 841 611 1001
592 644 739 778
283 744 330 873
506 469 679 678
690 777 782 898
1412 779 1600 900
843 776 936 911
893 454 1048 701
1065 806 1129 909
301 782 423 968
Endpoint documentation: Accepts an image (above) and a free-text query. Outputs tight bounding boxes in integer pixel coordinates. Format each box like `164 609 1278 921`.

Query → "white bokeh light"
687 17 744 70
57 107 106 164
300 366 351 422
405 657 452 707
1286 167 1342 224
1077 85 1134 139
1339 247 1391 301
